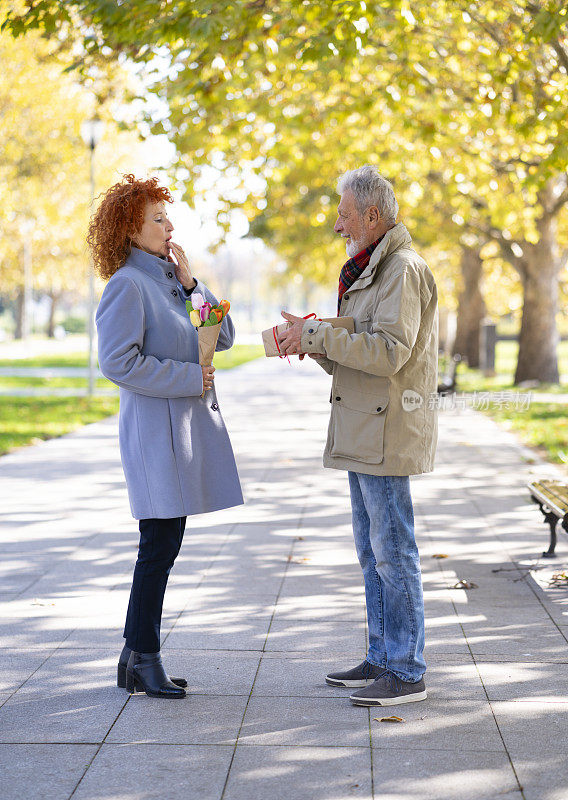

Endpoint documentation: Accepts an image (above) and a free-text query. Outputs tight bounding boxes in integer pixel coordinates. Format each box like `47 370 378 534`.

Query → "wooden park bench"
528 480 568 557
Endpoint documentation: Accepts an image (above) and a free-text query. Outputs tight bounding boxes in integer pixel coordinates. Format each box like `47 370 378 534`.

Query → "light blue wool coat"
95 246 244 520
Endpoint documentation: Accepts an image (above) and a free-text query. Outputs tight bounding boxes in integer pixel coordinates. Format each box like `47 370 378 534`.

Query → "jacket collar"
347 223 413 292
124 246 175 285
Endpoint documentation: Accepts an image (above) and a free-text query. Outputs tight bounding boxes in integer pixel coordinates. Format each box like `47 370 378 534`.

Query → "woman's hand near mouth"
168 241 196 291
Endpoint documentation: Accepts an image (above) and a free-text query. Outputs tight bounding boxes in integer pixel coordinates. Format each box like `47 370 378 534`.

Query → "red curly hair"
87 174 173 280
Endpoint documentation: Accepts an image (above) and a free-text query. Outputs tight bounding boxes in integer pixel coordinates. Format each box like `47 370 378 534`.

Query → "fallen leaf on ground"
373 715 406 723
295 536 305 541
451 579 478 590
432 553 449 559
550 572 568 587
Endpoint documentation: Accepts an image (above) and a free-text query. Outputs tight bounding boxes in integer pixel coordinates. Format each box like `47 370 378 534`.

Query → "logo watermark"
401 391 533 412
427 391 533 412
402 389 424 412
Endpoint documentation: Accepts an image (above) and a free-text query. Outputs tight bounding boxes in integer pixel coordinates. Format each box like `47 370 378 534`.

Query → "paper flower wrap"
185 296 231 397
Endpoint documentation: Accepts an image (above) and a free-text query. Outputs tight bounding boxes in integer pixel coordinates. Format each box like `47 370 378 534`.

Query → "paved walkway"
1 357 567 800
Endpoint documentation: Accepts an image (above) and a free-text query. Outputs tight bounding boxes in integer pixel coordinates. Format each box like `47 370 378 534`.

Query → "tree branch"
542 175 568 220
459 212 528 277
552 40 568 72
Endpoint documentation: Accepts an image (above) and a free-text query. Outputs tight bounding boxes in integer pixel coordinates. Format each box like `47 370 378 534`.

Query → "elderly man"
279 166 438 706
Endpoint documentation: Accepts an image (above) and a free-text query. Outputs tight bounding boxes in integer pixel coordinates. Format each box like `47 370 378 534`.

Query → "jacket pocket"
354 315 372 334
330 386 389 464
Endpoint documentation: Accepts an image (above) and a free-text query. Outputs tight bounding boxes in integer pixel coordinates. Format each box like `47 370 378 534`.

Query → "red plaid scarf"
337 236 384 314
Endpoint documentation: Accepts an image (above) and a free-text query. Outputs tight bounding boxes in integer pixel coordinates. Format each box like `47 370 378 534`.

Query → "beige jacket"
300 222 438 476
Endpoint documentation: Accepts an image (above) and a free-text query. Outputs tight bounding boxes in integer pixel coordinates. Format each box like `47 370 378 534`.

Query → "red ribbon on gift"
273 313 318 361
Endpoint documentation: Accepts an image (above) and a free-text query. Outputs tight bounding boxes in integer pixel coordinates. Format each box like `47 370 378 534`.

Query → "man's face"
334 189 368 257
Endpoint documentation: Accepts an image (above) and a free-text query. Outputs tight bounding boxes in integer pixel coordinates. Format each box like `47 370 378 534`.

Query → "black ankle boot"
125 650 186 698
117 644 187 689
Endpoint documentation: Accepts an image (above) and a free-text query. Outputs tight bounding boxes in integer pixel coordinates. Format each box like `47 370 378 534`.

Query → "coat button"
308 328 314 333
377 406 382 412
308 340 313 345
167 271 173 278
335 396 341 401
211 402 219 411
171 289 177 297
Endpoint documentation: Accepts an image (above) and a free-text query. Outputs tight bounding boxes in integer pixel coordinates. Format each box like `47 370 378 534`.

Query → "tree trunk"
515 194 560 384
46 291 60 338
452 245 486 368
14 288 25 339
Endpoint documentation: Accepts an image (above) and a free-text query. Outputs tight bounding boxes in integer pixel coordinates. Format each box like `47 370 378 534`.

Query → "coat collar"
348 223 413 292
124 246 175 285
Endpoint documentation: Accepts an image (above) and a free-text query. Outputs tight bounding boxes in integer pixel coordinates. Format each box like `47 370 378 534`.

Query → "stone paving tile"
106 694 248 745
476 661 568 703
0 743 99 800
371 749 519 800
464 625 568 660
198 572 288 598
0 648 130 741
161 615 273 651
490 700 568 756
422 634 472 655
239 696 370 747
224 746 373 800
272 597 365 622
0 646 58 692
251 656 352 699
0 617 75 649
264 617 367 654
277 575 367 603
0 686 127 743
506 756 568 800
71 743 234 800
174 595 278 621
368 698 504 752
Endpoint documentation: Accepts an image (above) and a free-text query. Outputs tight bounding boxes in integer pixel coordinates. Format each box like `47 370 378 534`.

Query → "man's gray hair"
337 166 399 225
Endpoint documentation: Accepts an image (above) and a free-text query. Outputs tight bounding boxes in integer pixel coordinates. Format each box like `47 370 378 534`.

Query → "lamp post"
19 217 35 341
80 116 104 396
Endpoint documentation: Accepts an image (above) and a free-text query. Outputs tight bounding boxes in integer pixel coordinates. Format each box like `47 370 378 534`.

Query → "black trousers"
123 516 186 653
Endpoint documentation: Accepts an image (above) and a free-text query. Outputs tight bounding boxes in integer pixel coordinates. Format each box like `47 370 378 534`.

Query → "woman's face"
132 201 174 259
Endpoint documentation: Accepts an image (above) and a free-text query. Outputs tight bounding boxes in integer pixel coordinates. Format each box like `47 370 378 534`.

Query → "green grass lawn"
454 340 568 394
0 396 121 455
450 341 568 466
0 344 264 456
486 403 568 465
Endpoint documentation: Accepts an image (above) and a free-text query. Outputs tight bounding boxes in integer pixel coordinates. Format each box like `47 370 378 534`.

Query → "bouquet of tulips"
185 292 231 397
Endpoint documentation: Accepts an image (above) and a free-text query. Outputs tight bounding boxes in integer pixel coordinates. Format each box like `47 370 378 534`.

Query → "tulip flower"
192 292 205 310
189 309 201 327
200 302 212 322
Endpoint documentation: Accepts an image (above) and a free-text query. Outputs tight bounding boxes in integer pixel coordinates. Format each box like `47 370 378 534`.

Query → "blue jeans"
348 471 426 682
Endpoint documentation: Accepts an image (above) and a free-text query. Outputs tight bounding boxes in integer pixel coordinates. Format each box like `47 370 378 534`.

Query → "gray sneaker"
326 660 385 688
350 670 427 706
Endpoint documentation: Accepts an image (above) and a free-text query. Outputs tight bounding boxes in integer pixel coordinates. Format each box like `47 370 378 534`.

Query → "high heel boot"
125 650 186 698
117 644 187 689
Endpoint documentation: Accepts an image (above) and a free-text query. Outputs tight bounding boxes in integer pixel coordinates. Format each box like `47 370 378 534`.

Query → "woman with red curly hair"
93 175 243 699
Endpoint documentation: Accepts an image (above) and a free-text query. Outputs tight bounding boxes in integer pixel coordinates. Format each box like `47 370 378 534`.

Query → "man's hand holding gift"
278 311 326 360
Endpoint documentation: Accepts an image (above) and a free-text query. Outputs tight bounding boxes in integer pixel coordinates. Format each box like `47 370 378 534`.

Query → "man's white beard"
345 236 365 258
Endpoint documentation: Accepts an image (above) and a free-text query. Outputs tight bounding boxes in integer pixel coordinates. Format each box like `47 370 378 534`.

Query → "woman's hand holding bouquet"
185 293 231 396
